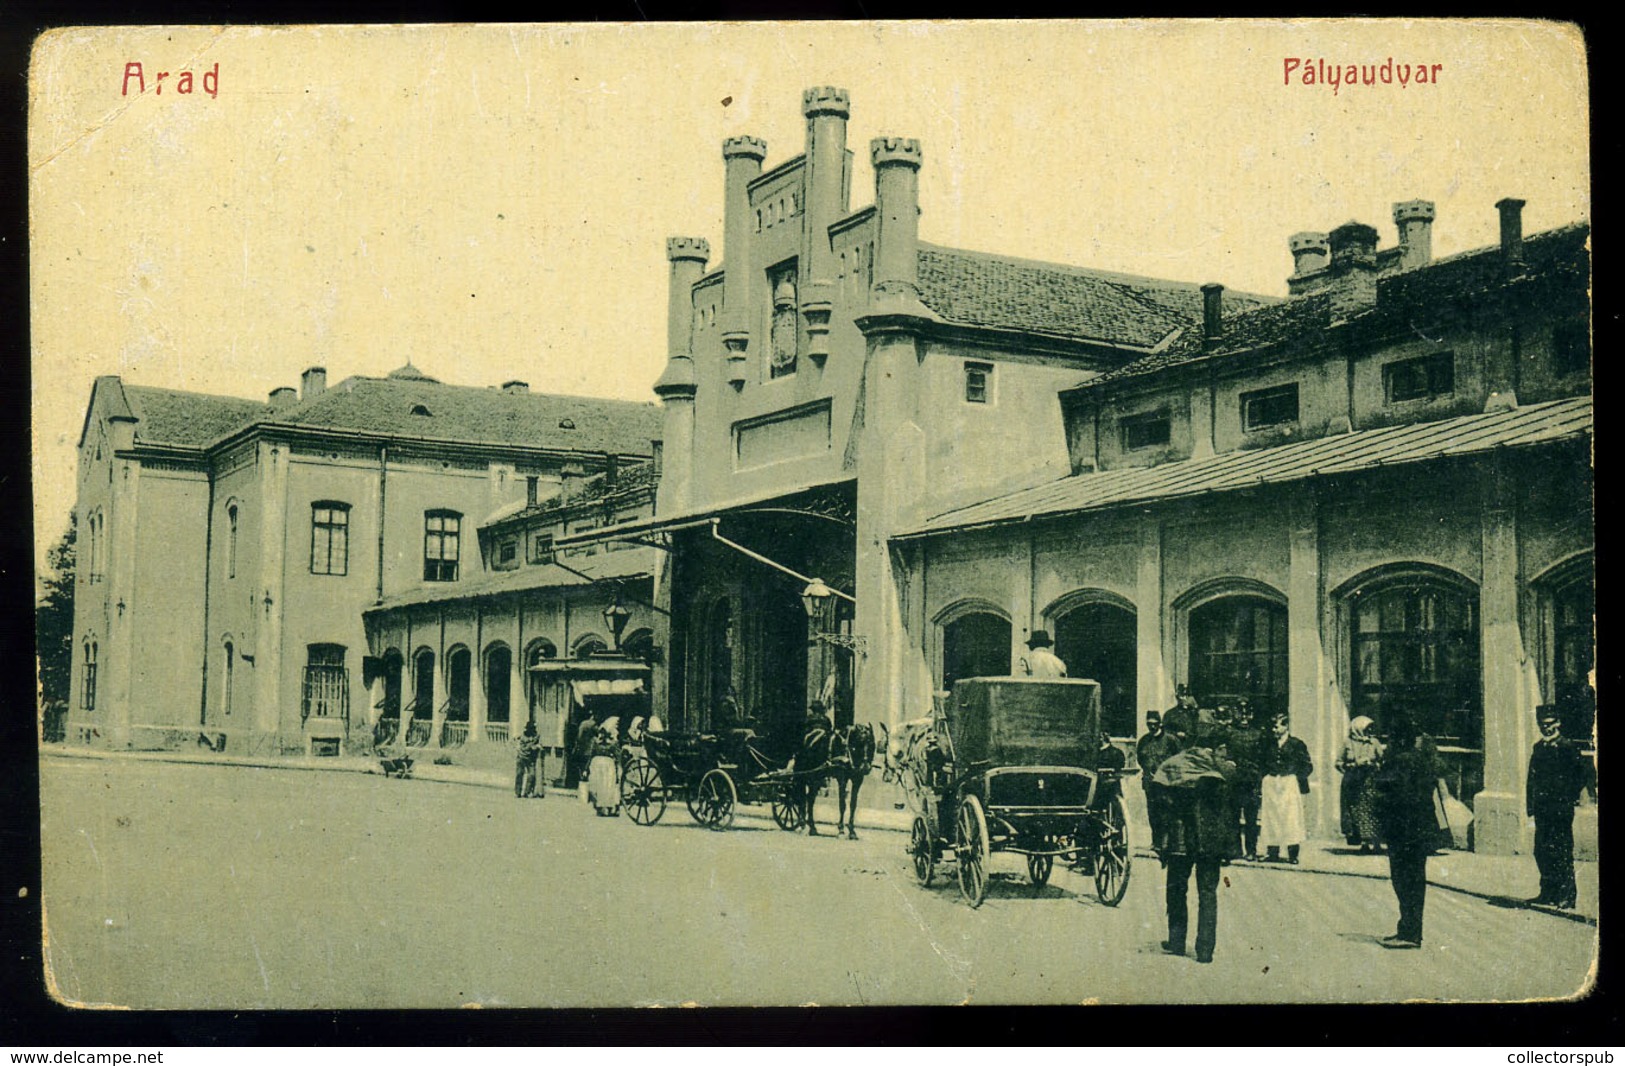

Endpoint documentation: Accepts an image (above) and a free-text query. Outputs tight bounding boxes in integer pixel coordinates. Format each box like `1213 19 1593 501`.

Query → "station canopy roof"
896 396 1592 540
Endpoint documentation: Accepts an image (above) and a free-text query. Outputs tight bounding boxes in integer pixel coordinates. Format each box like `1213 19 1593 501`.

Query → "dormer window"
493 537 519 571
410 404 432 417
1241 383 1299 431
1121 410 1172 450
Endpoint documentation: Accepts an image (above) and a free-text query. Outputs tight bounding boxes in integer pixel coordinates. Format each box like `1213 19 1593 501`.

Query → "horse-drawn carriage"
892 677 1131 908
619 726 811 831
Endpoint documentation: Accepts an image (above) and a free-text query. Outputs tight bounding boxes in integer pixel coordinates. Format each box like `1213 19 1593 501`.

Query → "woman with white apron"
588 715 622 816
1258 713 1314 863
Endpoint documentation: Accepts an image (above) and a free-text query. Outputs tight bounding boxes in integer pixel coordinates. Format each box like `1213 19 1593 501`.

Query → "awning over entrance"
571 678 646 702
896 396 1592 539
553 476 857 550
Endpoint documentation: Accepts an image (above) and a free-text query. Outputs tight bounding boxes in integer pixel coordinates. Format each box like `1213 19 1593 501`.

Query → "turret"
870 136 922 305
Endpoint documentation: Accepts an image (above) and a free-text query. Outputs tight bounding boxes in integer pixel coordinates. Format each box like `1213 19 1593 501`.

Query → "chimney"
1329 222 1380 267
721 136 767 385
1392 200 1436 270
801 87 851 285
870 136 922 302
269 386 297 409
501 380 529 394
1317 221 1382 316
300 366 327 400
1201 284 1224 346
1496 197 1526 270
1289 231 1331 276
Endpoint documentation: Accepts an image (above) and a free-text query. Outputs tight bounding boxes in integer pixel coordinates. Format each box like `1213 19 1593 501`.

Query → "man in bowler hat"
1018 630 1068 678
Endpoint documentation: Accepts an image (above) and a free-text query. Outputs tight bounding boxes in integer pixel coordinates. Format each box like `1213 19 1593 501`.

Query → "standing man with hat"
1019 630 1068 678
1526 705 1594 909
1136 710 1180 856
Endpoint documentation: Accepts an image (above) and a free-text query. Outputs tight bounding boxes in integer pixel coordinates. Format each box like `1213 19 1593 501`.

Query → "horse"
791 715 835 836
828 723 879 840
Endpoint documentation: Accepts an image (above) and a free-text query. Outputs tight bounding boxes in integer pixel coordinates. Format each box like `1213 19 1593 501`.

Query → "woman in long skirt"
1337 715 1386 851
588 716 622 816
1259 714 1313 863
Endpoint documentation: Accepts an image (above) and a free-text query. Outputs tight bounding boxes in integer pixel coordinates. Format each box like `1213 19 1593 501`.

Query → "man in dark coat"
1526 706 1594 908
1375 708 1441 948
1225 700 1266 861
1153 724 1238 964
1136 711 1180 856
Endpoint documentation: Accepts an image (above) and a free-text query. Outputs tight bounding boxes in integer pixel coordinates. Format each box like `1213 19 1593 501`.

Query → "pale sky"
28 19 1591 567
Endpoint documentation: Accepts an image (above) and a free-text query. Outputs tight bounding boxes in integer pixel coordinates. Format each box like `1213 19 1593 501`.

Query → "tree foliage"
36 515 75 740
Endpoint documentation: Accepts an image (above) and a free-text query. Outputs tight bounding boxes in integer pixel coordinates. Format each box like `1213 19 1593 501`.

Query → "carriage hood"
947 678 1102 770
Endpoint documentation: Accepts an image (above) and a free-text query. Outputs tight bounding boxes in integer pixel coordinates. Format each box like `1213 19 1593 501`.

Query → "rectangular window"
423 511 461 582
1121 411 1172 451
1384 352 1455 403
529 532 555 565
965 362 993 404
310 503 350 576
1241 383 1299 431
301 644 349 721
1553 323 1590 376
494 537 519 570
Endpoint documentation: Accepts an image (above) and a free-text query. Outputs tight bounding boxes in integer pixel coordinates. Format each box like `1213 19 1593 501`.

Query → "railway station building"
68 363 661 760
564 87 1593 855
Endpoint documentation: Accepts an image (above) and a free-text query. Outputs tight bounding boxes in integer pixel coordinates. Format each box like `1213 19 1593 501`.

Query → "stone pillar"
655 237 707 516
254 441 289 750
1475 455 1534 855
721 136 766 383
1135 517 1170 733
870 137 922 305
469 613 487 742
1011 532 1036 665
801 87 850 287
1190 384 1215 460
105 457 141 747
1286 486 1334 837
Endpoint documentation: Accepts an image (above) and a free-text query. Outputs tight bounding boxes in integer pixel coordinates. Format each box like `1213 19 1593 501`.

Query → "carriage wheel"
956 794 990 908
910 817 936 886
693 769 737 831
771 792 804 832
1027 852 1054 889
1094 794 1132 907
620 757 666 827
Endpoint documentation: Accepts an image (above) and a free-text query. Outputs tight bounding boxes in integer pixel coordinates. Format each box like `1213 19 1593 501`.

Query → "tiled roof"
916 244 1277 349
123 385 270 449
898 397 1591 538
366 545 657 611
273 377 662 456
1084 294 1335 388
1076 223 1590 391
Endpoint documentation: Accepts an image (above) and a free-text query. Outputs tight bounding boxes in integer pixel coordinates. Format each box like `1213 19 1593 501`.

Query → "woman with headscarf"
1336 715 1386 852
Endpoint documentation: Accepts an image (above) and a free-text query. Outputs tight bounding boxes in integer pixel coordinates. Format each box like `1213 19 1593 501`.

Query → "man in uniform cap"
1018 630 1068 678
1137 710 1181 857
1526 705 1594 909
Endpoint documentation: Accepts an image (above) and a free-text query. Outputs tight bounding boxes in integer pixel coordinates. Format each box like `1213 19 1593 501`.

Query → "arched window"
484 643 512 725
226 503 239 579
1051 594 1137 737
410 648 435 718
939 604 1012 692
1347 571 1480 745
81 641 97 711
423 510 462 582
221 640 234 716
622 627 656 665
1188 594 1288 719
572 634 608 660
1550 567 1595 736
310 501 350 576
527 639 558 666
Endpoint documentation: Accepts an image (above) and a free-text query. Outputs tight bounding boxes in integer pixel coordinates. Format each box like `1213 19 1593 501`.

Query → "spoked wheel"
910 817 936 886
1094 794 1132 907
771 791 804 832
956 794 990 908
692 769 737 831
1027 852 1054 888
620 757 666 826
